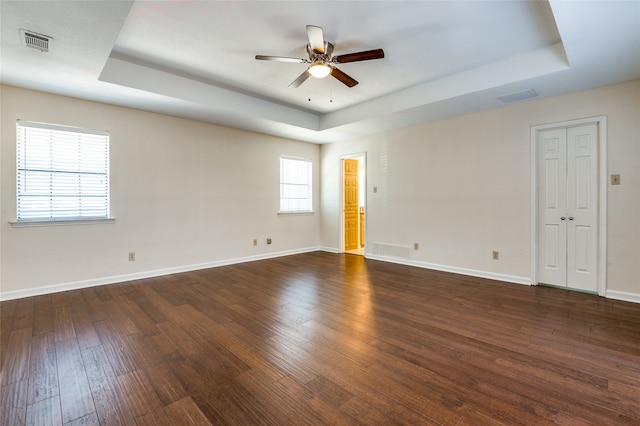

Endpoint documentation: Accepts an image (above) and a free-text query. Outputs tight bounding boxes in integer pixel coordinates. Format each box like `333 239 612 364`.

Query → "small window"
16 121 110 222
280 156 312 213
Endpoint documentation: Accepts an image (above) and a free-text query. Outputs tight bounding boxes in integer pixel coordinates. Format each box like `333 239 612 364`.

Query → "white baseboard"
0 247 321 301
365 254 532 285
318 246 340 254
365 253 639 304
4 248 636 305
605 290 640 304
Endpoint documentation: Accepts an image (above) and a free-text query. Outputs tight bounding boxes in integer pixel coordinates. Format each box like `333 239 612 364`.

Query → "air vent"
498 89 537 104
371 243 412 260
20 29 53 53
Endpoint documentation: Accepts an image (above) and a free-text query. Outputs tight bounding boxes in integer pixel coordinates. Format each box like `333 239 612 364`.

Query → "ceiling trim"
99 56 319 131
321 43 569 131
100 42 569 141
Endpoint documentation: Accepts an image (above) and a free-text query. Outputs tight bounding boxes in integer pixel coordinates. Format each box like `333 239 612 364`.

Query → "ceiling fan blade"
330 67 358 87
306 25 325 54
333 48 385 64
289 70 310 88
255 55 308 63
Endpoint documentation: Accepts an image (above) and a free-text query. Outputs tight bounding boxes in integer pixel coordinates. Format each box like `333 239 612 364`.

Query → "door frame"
340 153 367 254
530 116 607 296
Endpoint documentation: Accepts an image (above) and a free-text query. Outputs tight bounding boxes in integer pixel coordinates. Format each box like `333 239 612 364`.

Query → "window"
280 156 312 213
16 121 110 222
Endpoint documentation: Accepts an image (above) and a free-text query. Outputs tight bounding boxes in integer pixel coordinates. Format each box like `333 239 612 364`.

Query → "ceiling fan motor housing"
307 42 333 63
255 25 384 88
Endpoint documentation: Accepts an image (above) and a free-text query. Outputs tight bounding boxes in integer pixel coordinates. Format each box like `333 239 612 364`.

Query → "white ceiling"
2 1 639 143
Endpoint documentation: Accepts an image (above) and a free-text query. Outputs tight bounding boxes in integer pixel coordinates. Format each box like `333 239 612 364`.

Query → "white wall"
320 80 640 299
0 86 320 299
2 81 639 302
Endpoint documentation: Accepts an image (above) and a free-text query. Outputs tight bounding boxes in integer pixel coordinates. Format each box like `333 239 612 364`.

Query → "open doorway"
342 154 366 255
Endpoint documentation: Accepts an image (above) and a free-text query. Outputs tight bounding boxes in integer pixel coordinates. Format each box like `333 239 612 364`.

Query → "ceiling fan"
255 25 384 88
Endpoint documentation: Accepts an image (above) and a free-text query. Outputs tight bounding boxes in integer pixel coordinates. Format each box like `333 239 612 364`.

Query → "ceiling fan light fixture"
308 62 331 79
256 25 382 88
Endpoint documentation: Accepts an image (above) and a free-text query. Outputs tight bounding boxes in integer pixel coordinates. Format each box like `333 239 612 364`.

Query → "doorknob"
561 217 566 220
569 217 574 221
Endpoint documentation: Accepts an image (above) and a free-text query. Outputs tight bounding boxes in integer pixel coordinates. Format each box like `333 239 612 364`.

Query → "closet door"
565 124 598 291
538 124 598 292
538 128 568 287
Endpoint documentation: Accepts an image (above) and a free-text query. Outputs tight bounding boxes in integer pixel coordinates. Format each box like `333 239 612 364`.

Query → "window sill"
278 211 315 216
9 218 116 228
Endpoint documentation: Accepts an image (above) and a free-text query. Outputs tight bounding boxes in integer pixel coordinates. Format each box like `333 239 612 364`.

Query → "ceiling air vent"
20 29 53 53
498 89 537 104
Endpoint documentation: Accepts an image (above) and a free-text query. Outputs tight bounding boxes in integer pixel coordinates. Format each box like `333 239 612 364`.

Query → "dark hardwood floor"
2 251 640 425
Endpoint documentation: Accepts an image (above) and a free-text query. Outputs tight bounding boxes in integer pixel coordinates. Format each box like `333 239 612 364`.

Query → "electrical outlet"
492 251 499 260
413 243 419 250
267 237 272 244
611 174 621 185
253 239 258 246
128 252 135 261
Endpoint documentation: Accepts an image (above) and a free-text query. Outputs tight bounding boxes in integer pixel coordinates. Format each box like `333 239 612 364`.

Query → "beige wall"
2 80 639 301
1 86 321 298
320 80 640 299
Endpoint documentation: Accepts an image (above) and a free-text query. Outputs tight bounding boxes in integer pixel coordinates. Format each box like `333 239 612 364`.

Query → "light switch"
373 186 378 193
611 174 621 185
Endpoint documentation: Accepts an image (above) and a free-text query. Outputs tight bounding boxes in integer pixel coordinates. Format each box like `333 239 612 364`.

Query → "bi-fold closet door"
538 123 598 292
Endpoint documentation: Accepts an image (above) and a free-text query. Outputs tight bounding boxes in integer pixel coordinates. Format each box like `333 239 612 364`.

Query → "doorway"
531 117 607 295
342 155 366 255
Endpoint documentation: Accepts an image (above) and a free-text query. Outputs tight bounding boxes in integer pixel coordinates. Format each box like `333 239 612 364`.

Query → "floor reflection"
270 255 376 363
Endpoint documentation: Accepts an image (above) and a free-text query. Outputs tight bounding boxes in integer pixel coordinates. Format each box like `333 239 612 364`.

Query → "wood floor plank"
31 296 53 336
225 321 319 384
144 331 179 359
27 332 58 405
156 320 202 358
1 379 28 426
164 396 213 425
1 252 639 424
234 368 319 425
304 339 461 425
81 344 136 426
166 343 296 425
1 300 17 365
10 298 35 331
70 307 101 351
128 287 169 324
101 300 139 337
80 290 109 323
339 396 409 426
53 304 76 342
1 327 32 387
122 332 187 406
116 296 161 337
25 395 62 426
93 320 138 376
117 369 172 425
64 412 100 426
276 374 353 425
267 334 442 425
55 338 95 424
136 286 176 321
0 299 18 319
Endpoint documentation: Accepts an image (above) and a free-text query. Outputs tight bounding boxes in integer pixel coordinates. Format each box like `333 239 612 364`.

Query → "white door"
538 123 598 292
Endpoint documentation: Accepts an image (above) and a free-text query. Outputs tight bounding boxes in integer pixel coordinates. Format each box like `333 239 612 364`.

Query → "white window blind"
280 157 312 213
16 121 110 221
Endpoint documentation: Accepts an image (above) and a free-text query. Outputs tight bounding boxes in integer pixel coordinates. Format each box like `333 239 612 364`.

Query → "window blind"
280 157 312 212
16 121 110 221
